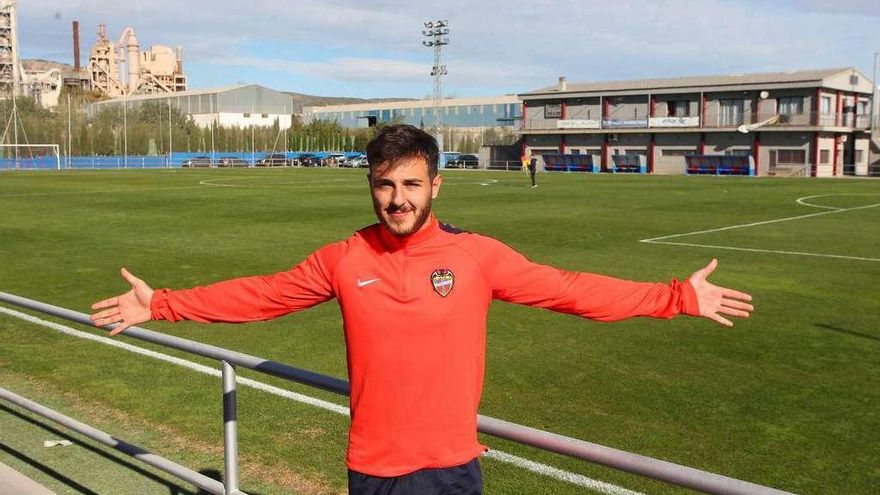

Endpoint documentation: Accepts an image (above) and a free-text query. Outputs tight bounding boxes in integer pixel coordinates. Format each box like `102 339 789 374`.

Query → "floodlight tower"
422 19 449 140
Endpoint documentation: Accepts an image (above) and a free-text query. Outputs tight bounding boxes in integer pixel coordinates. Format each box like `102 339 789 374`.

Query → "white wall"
190 112 292 130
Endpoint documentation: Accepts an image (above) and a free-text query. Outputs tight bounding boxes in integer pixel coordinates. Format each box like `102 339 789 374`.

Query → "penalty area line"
642 240 880 262
0 305 646 495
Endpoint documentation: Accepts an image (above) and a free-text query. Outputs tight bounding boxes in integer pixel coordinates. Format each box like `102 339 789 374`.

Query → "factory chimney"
175 45 183 73
72 20 80 71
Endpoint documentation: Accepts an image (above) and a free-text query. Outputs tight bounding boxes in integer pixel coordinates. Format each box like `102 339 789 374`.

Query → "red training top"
150 216 699 476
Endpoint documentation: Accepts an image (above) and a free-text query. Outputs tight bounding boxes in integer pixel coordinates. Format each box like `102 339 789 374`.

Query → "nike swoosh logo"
357 278 381 288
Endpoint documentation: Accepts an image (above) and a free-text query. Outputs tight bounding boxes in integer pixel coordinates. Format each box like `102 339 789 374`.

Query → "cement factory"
0 0 188 109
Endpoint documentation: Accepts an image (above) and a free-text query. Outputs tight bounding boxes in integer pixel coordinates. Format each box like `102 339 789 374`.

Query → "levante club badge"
430 269 455 297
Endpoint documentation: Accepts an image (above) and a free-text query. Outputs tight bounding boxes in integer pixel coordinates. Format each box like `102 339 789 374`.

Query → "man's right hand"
91 267 155 336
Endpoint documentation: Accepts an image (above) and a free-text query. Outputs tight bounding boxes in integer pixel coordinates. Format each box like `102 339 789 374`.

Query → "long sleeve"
479 236 699 321
150 241 344 323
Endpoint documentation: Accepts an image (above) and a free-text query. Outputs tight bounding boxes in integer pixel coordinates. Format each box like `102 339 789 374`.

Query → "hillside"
21 58 415 112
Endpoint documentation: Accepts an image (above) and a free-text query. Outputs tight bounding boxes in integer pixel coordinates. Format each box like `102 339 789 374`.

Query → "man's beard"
377 199 433 237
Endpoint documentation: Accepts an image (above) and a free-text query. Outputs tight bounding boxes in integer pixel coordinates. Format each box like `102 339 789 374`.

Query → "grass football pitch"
1 168 878 495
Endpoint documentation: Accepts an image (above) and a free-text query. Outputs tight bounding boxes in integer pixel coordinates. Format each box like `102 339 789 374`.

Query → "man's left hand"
688 258 753 327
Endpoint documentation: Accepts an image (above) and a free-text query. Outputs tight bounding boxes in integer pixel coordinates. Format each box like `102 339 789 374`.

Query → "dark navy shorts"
348 457 483 495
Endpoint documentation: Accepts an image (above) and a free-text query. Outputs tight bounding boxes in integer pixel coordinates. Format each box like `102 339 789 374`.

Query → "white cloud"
16 0 880 96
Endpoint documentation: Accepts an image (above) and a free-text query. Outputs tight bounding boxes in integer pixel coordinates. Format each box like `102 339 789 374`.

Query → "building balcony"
522 111 873 133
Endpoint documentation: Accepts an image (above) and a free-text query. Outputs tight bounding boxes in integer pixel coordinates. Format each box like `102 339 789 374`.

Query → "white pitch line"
794 194 844 211
483 450 646 495
0 306 349 415
0 185 209 198
640 195 880 262
644 240 880 262
640 208 844 243
0 306 645 495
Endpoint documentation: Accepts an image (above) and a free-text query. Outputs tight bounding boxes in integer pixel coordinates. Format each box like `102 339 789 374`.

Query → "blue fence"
1 152 367 170
0 156 59 170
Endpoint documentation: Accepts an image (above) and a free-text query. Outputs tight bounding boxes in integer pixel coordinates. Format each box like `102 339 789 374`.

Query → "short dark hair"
366 125 439 177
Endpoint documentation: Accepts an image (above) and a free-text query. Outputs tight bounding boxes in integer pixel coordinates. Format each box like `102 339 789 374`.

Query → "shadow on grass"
815 323 880 343
0 441 99 495
1 404 201 494
195 469 264 495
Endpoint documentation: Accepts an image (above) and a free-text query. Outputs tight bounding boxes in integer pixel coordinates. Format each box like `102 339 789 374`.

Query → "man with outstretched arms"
92 124 753 495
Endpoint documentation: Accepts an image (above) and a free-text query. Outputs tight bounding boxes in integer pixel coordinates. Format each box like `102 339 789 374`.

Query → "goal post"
0 144 61 170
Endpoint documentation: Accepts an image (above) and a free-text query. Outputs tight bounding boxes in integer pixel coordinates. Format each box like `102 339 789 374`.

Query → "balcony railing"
522 111 874 131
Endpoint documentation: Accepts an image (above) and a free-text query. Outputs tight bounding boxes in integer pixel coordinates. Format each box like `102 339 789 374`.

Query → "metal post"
168 99 173 167
222 361 240 495
123 92 128 168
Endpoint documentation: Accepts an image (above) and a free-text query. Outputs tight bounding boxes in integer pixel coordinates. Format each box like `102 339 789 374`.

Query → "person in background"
528 155 538 187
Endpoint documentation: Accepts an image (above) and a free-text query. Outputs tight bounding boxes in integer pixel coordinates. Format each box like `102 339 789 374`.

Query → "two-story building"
518 68 874 176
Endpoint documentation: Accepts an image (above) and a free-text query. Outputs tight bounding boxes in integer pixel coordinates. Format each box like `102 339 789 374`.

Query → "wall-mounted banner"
649 117 700 127
602 118 648 129
556 119 602 129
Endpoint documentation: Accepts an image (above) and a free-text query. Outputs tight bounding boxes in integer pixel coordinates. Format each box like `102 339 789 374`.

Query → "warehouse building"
87 84 294 129
519 68 874 177
303 95 521 129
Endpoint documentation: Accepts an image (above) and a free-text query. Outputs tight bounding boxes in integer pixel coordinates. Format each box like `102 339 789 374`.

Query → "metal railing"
521 111 874 131
0 291 797 495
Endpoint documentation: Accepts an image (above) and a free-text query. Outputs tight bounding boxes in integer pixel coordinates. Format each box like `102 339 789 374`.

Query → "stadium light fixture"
422 18 450 145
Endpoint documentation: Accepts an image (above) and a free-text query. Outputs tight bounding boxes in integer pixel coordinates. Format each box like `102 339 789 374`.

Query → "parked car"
182 156 213 168
295 153 319 167
345 156 369 168
449 154 479 169
256 153 290 167
323 153 348 167
217 157 249 168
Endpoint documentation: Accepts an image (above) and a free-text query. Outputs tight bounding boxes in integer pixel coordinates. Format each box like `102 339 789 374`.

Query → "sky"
17 0 880 100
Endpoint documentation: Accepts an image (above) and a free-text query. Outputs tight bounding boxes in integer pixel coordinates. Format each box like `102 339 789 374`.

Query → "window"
855 150 864 163
777 97 804 115
724 149 752 157
668 101 689 117
856 100 869 115
544 103 562 118
243 112 250 117
820 96 832 114
719 99 744 126
778 149 807 164
819 150 830 164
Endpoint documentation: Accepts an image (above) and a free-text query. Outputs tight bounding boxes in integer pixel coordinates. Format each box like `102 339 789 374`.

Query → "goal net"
0 144 61 170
